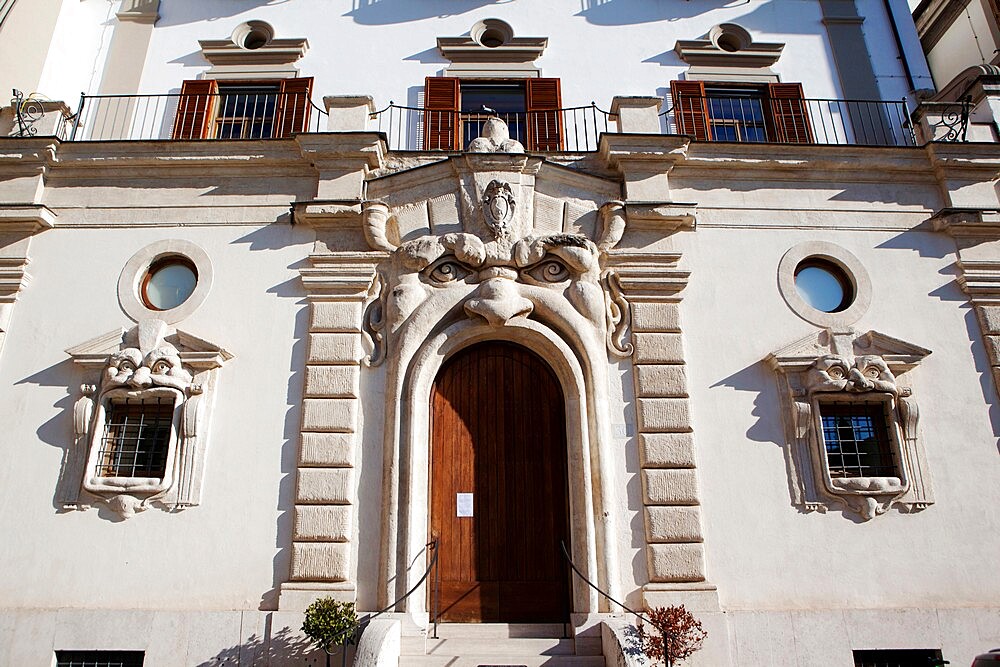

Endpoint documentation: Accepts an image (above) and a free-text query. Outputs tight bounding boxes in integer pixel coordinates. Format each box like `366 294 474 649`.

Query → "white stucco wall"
131 0 854 109
36 0 117 104
0 221 313 610
925 0 998 90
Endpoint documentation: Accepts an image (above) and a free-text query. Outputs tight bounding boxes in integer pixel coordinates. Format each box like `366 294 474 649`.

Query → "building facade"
1 1 999 665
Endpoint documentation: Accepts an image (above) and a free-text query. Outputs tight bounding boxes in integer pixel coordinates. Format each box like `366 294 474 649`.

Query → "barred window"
819 402 897 478
55 651 144 667
98 398 174 478
853 648 946 667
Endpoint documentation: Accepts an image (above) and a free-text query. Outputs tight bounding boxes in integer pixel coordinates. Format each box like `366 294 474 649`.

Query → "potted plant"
636 604 707 667
302 597 360 667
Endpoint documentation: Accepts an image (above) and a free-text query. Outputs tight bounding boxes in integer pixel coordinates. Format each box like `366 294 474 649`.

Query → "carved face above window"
63 319 232 519
767 329 933 520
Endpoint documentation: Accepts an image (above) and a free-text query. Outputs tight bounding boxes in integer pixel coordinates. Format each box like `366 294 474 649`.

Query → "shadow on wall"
196 623 333 666
346 0 511 25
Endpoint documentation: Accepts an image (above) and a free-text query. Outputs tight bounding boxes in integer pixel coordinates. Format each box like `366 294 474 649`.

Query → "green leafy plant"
636 604 707 666
302 597 359 659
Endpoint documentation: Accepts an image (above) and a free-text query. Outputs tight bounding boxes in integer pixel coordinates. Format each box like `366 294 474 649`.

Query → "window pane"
56 651 145 667
144 262 197 311
819 403 896 478
99 398 174 478
795 265 847 312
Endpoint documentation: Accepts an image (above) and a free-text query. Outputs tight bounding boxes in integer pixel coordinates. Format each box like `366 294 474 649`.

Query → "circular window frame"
119 240 213 324
471 18 514 49
777 241 871 328
709 23 752 53
231 20 274 51
140 256 199 312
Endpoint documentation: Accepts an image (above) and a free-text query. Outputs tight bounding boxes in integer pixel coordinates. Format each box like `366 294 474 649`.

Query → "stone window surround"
767 329 933 520
777 240 872 328
118 239 213 325
197 21 308 80
63 319 233 519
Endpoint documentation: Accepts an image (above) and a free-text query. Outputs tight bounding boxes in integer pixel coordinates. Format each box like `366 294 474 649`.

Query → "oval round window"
794 259 853 313
141 258 198 311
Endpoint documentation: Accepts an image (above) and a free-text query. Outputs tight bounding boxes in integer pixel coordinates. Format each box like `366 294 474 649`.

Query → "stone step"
430 623 571 639
399 656 605 667
423 637 576 657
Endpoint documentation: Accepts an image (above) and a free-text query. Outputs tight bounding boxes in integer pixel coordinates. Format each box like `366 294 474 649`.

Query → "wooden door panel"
430 342 569 623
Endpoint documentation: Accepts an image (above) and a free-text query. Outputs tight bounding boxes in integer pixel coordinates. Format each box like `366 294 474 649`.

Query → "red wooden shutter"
670 80 709 141
768 83 812 143
275 77 313 138
171 80 218 140
424 77 460 151
526 78 563 151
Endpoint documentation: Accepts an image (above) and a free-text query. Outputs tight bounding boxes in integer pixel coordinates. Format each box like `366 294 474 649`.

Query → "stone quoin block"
635 364 689 397
307 333 361 364
294 505 352 542
645 506 704 543
310 301 363 332
304 365 359 398
636 397 692 432
299 432 355 467
976 305 1000 334
296 468 354 504
301 398 357 432
642 468 701 505
646 543 707 582
630 302 681 333
640 433 697 468
290 542 351 581
632 333 685 364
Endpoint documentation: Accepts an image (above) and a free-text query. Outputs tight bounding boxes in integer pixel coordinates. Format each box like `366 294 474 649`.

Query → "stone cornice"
0 204 56 232
674 39 784 68
929 207 1000 237
625 202 697 232
437 36 547 64
198 38 308 66
605 250 689 299
299 251 385 297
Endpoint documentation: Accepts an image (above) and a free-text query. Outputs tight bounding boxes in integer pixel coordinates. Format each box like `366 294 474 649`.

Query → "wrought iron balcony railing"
68 91 328 141
660 95 915 147
54 91 930 150
368 102 615 152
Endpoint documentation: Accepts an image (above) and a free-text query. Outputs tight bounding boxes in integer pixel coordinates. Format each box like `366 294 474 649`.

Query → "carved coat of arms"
481 180 515 242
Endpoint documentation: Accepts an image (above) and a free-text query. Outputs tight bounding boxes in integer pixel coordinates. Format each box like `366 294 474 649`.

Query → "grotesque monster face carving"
103 344 193 395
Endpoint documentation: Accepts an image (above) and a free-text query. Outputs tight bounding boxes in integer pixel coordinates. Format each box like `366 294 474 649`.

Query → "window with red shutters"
424 76 461 151
669 80 812 143
526 78 563 151
171 77 313 140
423 76 563 151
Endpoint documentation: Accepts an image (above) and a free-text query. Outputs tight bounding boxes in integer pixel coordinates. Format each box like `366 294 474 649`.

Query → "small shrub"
301 597 359 653
636 604 707 666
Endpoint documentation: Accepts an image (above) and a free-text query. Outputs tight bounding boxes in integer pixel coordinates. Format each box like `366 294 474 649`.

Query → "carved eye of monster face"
825 366 846 380
118 359 137 374
424 257 474 285
150 359 173 375
522 258 571 285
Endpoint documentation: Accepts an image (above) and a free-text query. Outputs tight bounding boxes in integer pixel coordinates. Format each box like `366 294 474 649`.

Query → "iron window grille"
98 397 174 478
819 401 898 478
853 648 947 667
55 650 145 667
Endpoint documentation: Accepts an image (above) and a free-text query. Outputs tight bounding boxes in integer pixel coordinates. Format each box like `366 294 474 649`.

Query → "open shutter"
768 83 812 143
526 78 563 151
275 77 313 138
424 77 460 151
670 80 709 141
171 80 218 140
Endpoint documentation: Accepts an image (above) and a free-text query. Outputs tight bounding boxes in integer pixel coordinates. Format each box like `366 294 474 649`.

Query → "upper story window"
671 80 812 143
424 76 562 151
819 401 898 479
171 77 313 140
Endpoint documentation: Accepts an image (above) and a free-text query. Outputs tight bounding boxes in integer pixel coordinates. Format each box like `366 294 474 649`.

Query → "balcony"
5 90 971 150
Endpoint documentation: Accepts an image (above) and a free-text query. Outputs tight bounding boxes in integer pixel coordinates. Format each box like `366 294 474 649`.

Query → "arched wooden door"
429 341 570 623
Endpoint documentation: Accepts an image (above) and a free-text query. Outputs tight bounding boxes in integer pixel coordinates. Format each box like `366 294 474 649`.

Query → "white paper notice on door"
456 493 473 517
